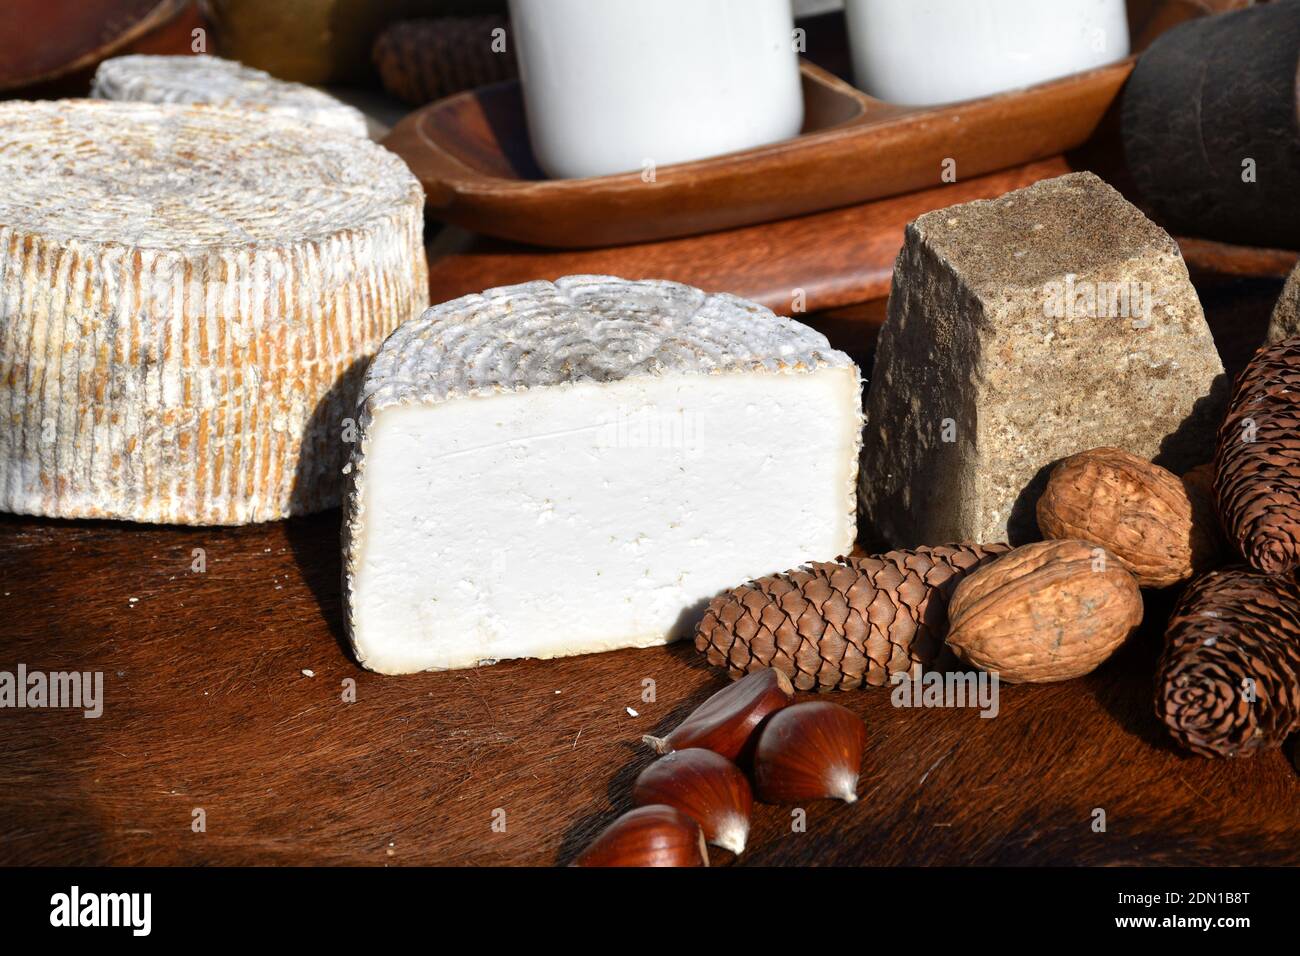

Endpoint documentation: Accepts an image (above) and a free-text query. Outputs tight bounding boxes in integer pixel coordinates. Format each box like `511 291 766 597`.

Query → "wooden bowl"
384 0 1213 248
0 0 191 93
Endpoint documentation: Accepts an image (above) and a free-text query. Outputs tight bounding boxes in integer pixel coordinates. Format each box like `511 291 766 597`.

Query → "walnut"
1036 447 1222 588
946 539 1143 683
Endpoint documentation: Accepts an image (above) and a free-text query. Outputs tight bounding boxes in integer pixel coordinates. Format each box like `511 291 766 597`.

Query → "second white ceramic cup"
843 0 1130 106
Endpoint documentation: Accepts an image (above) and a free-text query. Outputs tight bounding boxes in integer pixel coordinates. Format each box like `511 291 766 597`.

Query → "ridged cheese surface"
92 54 370 137
0 100 428 525
359 275 852 409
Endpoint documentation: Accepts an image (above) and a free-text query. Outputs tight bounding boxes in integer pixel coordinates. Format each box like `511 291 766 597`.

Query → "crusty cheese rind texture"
0 100 428 525
342 275 862 673
92 54 370 137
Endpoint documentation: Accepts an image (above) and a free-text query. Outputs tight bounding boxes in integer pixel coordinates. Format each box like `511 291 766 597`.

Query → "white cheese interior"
351 367 859 673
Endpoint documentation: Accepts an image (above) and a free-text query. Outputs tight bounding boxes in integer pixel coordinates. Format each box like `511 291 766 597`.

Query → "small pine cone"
694 544 1010 691
1156 567 1300 758
373 17 517 106
1214 336 1300 574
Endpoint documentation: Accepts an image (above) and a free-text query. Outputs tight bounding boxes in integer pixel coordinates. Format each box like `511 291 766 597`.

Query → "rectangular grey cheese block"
859 172 1227 547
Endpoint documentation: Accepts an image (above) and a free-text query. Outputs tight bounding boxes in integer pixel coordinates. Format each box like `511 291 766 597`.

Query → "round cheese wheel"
92 54 370 137
0 100 428 525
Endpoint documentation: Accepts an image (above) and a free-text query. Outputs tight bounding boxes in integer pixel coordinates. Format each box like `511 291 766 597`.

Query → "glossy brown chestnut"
571 804 709 867
642 668 794 760
752 701 866 804
632 748 753 855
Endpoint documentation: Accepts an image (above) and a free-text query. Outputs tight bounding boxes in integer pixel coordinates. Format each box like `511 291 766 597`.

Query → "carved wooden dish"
384 0 1211 248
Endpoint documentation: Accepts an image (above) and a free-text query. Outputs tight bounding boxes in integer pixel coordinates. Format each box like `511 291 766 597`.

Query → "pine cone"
694 544 1010 691
373 17 517 107
1156 566 1300 758
1214 336 1300 574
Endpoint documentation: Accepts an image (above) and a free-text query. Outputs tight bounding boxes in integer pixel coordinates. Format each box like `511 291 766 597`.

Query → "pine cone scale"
866 589 896 627
822 594 850 630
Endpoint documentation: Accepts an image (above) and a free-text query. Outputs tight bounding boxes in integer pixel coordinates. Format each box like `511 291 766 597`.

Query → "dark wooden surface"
1176 237 1299 279
427 158 1077 317
427 154 1295 320
1 277 1296 867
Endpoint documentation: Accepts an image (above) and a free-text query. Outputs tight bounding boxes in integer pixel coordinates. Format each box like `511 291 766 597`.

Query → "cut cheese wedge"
0 100 427 524
343 276 863 674
92 54 370 137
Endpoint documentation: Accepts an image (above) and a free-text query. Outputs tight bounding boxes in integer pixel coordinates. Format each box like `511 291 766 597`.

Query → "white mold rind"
92 54 369 137
0 100 428 524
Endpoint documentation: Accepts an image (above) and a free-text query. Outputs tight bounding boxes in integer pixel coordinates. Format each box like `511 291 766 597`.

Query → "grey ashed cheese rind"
92 54 370 136
0 99 428 524
341 275 862 670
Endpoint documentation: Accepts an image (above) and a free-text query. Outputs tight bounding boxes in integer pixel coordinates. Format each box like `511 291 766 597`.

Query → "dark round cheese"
1122 3 1300 249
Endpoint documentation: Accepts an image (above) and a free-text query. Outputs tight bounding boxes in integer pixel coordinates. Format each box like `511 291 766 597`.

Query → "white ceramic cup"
843 0 1130 106
508 0 805 180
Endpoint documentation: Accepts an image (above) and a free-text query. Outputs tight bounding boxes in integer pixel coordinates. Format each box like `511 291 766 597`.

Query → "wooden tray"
385 0 1209 248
